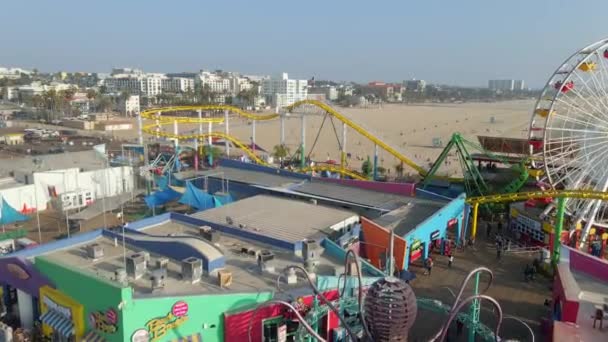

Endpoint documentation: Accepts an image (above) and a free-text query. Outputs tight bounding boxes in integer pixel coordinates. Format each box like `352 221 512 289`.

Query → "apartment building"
261 73 308 108
161 77 194 93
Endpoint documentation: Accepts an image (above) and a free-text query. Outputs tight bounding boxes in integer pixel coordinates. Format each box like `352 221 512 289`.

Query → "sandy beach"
141 99 535 177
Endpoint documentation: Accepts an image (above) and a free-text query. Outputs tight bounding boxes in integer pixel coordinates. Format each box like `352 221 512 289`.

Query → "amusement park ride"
133 38 608 340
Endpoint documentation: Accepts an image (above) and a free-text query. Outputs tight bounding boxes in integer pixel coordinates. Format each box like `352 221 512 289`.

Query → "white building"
0 67 32 80
228 75 254 94
16 82 73 99
404 79 426 92
488 79 525 91
121 95 140 116
161 77 194 93
103 70 166 97
198 71 231 93
308 86 338 101
262 73 308 108
0 166 134 212
513 80 526 91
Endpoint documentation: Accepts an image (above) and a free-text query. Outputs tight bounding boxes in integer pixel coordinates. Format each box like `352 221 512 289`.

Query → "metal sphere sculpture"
364 276 417 341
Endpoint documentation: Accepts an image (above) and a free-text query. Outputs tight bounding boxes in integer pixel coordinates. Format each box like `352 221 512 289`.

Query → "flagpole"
34 189 42 243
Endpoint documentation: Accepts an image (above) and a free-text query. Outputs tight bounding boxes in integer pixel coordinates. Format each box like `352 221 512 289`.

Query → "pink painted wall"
566 246 608 283
314 177 416 196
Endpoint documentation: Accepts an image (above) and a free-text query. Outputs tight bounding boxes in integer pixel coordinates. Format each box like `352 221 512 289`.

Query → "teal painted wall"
34 257 131 342
123 291 273 342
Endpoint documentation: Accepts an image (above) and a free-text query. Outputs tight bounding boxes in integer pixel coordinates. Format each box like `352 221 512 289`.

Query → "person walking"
486 222 492 239
448 254 454 268
427 257 434 275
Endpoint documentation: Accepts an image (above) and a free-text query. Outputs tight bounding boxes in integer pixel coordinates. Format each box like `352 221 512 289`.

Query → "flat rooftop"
292 181 437 211
191 195 358 243
0 150 107 177
43 220 347 296
176 166 305 188
373 200 445 236
571 269 608 304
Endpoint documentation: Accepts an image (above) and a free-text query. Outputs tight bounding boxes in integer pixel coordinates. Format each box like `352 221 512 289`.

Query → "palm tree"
97 96 113 113
394 162 404 178
86 89 97 112
272 144 290 165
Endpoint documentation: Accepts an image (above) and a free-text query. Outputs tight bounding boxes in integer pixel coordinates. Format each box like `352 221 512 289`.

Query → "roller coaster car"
604 49 608 59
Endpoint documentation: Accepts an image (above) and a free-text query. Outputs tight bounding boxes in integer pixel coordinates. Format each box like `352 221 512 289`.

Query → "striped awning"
40 310 74 337
82 330 106 342
171 333 202 342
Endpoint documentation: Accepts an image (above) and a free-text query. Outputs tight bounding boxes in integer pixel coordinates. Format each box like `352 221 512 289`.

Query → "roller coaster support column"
300 115 306 169
208 120 213 166
224 110 230 156
373 144 379 181
137 112 143 145
280 114 285 146
341 123 347 179
194 110 201 170
552 197 566 267
471 202 479 240
155 111 161 139
252 119 256 154
173 119 179 149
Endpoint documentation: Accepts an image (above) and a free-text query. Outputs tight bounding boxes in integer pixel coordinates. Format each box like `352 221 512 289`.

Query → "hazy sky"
1 0 607 88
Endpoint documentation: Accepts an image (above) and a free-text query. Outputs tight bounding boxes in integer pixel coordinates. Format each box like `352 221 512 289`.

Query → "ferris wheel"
529 37 608 240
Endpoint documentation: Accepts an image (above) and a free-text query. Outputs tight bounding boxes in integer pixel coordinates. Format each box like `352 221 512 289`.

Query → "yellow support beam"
466 189 608 205
471 202 479 239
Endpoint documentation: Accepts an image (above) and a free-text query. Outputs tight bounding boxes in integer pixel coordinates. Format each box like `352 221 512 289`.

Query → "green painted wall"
34 257 131 342
34 257 273 342
123 292 273 342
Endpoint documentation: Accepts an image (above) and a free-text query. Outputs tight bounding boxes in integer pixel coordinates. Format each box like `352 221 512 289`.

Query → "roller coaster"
138 100 486 182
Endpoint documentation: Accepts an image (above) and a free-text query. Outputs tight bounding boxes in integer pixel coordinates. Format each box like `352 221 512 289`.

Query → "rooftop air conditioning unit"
217 270 232 288
181 257 203 284
150 268 167 290
114 268 128 284
199 226 220 243
86 243 104 260
258 250 275 263
156 257 169 270
126 253 147 280
302 239 320 262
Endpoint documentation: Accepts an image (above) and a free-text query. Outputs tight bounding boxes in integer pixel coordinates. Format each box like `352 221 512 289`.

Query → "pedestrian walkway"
408 235 552 341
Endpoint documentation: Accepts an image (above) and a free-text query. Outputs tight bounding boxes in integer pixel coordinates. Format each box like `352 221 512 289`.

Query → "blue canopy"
179 182 214 211
144 187 181 208
213 193 234 207
0 198 30 225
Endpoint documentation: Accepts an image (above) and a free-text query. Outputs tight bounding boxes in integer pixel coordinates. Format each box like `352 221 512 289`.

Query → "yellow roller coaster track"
140 101 439 178
466 189 608 205
144 125 369 180
140 105 279 121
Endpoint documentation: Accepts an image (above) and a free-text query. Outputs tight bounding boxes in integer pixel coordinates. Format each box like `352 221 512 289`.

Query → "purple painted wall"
0 256 54 296
314 177 416 196
566 245 608 282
